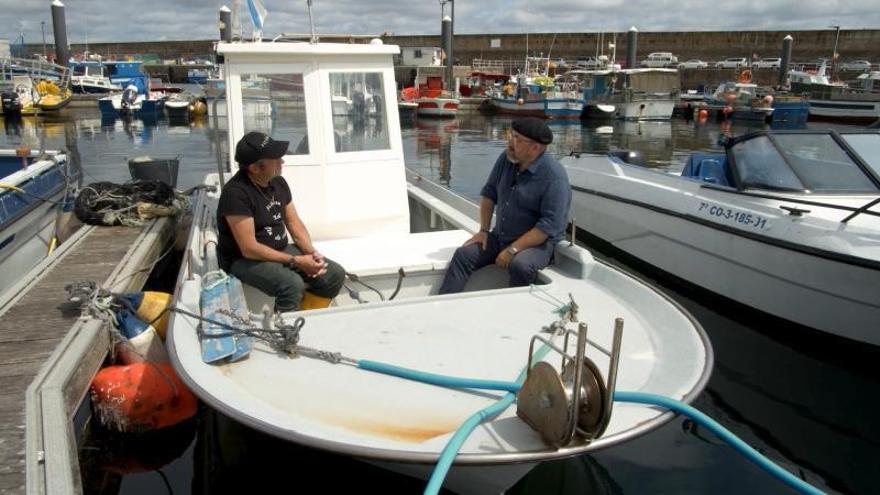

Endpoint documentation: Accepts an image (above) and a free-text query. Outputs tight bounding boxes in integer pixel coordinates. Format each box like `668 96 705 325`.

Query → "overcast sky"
3 0 880 44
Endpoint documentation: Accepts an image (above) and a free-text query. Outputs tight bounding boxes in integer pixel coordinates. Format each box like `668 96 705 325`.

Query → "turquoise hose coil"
355 359 825 495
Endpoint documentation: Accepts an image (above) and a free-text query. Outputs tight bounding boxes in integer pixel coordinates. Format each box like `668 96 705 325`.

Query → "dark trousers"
225 245 346 312
437 233 555 294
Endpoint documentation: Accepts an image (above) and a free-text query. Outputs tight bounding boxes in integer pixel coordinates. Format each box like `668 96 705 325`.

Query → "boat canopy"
726 131 880 193
216 41 408 242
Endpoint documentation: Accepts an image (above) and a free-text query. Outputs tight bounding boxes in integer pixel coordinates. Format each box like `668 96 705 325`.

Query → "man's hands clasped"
288 252 327 278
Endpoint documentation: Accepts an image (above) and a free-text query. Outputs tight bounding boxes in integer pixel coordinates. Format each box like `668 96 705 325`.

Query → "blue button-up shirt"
481 150 571 245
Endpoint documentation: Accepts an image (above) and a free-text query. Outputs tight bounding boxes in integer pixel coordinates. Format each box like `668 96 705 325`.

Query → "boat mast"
306 0 318 44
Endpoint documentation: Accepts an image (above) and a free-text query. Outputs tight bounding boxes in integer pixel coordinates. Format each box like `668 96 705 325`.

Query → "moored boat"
563 130 880 345
486 73 584 120
166 38 713 494
579 68 680 120
0 147 79 301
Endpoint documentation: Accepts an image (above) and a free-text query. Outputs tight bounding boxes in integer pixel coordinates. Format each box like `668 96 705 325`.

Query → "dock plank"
0 222 172 494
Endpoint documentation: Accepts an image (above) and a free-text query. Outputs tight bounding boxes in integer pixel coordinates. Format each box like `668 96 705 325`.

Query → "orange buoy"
90 362 197 433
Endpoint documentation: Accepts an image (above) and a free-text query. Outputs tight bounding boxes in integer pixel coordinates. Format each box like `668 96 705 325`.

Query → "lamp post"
41 21 47 58
829 24 840 78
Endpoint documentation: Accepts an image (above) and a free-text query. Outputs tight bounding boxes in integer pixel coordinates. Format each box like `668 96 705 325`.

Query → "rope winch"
516 319 623 448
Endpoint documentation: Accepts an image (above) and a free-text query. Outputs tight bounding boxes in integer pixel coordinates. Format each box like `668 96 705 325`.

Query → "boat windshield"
731 134 880 193
840 133 880 180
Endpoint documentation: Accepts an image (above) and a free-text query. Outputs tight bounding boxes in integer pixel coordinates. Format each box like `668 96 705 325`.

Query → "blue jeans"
222 245 346 312
438 233 555 294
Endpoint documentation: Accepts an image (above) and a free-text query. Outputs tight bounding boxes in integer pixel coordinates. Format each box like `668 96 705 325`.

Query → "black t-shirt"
217 170 293 262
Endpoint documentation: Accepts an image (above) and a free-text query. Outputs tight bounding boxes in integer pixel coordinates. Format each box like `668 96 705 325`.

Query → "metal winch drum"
516 319 623 448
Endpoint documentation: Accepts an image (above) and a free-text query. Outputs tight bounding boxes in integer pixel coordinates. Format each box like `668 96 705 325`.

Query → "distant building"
0 39 10 59
399 46 442 66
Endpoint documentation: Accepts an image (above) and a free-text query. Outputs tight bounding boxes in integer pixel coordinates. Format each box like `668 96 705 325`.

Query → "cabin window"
732 136 804 191
774 134 879 193
238 73 309 155
414 49 423 58
840 133 880 183
329 72 390 153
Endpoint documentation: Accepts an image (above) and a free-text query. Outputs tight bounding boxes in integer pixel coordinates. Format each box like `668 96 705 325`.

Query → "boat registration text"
696 201 768 230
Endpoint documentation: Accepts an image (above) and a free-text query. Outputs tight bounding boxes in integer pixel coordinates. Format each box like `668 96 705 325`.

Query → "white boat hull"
808 98 880 121
0 197 59 298
591 100 675 120
565 157 880 344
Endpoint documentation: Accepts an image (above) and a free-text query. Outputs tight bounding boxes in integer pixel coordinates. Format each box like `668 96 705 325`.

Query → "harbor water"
2 108 877 494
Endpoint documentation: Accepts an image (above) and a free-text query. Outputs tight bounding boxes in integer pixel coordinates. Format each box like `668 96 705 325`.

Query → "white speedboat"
166 40 712 494
563 130 880 345
0 148 77 301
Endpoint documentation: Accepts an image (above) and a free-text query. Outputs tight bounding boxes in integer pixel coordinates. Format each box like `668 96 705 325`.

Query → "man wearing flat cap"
216 131 345 312
438 118 571 294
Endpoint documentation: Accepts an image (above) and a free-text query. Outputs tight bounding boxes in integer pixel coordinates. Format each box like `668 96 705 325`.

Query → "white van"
640 52 678 68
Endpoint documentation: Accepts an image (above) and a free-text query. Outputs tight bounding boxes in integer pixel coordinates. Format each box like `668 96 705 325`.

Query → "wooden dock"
0 218 174 494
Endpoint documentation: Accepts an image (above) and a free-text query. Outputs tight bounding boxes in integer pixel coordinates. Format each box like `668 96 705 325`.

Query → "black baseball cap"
234 132 289 168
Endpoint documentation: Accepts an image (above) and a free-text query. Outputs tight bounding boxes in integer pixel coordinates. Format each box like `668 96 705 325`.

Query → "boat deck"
0 219 174 493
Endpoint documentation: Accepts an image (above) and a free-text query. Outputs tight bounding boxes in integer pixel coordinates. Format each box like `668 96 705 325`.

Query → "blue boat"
102 61 150 94
0 148 78 299
486 74 584 119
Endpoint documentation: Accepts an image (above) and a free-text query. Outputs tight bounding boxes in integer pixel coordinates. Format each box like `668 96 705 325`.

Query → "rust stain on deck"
330 415 460 443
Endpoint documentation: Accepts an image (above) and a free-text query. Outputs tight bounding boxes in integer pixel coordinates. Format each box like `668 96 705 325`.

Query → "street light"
41 21 47 58
829 24 841 78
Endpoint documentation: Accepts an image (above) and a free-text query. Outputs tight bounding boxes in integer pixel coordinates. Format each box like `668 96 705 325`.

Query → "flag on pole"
247 0 267 31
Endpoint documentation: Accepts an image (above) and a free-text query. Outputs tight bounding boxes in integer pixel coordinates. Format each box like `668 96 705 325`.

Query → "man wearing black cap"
438 118 570 294
216 132 345 312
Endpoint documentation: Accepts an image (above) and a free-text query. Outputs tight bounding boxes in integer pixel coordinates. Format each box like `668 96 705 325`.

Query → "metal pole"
779 35 793 87
447 0 454 90
41 21 47 58
626 26 638 70
829 25 840 79
50 0 69 66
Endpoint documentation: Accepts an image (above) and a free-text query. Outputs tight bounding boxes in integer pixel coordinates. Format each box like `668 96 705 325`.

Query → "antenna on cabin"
306 0 318 44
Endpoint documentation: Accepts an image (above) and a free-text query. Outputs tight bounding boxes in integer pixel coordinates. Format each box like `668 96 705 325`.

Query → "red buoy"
91 362 197 432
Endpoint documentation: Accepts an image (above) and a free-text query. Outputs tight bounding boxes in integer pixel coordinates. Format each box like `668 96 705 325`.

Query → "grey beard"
506 150 520 164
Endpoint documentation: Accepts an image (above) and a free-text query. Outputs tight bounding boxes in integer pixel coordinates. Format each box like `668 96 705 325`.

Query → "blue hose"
613 391 824 495
354 360 825 495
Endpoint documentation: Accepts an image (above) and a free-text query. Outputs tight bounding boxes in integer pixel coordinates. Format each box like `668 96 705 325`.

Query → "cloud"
1 0 879 44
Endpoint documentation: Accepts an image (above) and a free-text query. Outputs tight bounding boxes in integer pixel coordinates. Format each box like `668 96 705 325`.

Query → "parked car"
640 52 679 68
678 59 708 69
715 57 748 69
575 56 607 69
839 60 872 71
752 57 781 69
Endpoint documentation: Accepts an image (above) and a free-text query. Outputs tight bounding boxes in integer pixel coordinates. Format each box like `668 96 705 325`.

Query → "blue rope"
352 360 825 495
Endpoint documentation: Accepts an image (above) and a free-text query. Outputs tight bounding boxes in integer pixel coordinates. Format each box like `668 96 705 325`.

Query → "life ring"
738 69 753 84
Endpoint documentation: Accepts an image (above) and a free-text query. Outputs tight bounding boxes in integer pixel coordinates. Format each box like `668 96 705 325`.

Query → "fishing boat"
579 68 680 120
68 60 122 94
0 147 79 301
165 39 712 494
486 73 585 119
789 63 880 123
563 130 880 345
700 80 775 123
403 66 460 118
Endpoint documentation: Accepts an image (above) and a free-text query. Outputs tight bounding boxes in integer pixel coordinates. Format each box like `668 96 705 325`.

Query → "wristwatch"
507 246 519 256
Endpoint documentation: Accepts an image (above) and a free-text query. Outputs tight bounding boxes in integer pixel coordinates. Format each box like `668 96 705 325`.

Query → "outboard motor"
121 84 139 114
1 91 21 117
